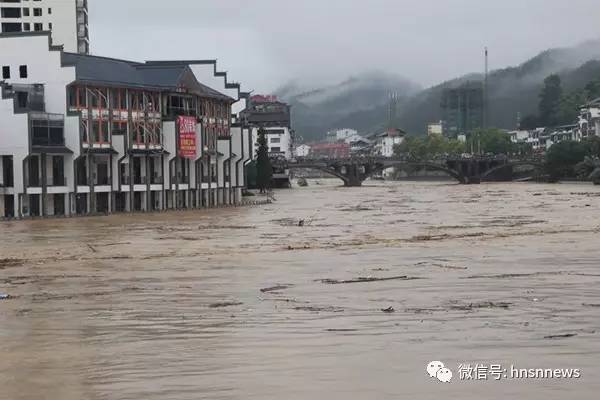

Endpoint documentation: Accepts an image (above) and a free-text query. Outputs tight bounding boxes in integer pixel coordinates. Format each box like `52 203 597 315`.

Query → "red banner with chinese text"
178 116 197 159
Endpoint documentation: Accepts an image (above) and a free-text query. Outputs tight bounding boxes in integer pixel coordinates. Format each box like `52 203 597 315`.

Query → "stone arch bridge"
286 157 545 187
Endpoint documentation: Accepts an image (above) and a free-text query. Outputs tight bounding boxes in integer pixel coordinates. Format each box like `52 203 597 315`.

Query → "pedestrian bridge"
285 156 545 187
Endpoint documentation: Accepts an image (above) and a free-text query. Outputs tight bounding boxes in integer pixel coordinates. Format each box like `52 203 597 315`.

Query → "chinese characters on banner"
178 116 197 159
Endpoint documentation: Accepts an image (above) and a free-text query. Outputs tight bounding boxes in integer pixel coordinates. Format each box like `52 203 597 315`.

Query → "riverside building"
0 31 252 218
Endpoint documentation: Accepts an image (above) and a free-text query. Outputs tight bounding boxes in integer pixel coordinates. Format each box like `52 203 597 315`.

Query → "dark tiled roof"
62 53 233 101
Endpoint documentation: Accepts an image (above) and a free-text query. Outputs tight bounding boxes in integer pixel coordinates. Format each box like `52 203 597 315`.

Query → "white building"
0 31 252 218
508 130 530 143
578 98 600 139
244 97 294 160
373 128 406 157
294 144 311 158
251 127 293 160
427 121 443 136
347 136 372 154
0 0 89 54
326 128 358 143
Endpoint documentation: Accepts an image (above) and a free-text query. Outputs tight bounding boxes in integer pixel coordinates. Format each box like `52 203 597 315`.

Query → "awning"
129 149 170 155
86 147 118 155
32 146 74 154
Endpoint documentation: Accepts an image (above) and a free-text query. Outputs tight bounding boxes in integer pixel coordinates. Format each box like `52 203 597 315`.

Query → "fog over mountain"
399 38 600 134
283 38 600 142
275 71 420 141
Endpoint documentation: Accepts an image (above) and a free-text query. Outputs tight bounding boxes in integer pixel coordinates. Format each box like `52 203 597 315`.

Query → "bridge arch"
371 161 466 183
287 164 351 185
480 161 545 181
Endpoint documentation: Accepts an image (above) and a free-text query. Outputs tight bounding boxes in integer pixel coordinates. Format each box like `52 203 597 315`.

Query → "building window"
270 147 281 153
22 8 30 17
19 65 27 78
33 8 42 16
270 137 281 143
48 7 52 14
2 66 10 80
1 22 22 33
1 7 22 18
23 22 30 31
48 22 52 30
33 23 42 31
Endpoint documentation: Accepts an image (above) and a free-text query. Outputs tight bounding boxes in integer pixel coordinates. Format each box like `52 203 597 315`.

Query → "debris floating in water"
0 294 10 300
544 333 577 339
260 284 293 293
318 276 420 285
381 307 395 313
208 301 243 309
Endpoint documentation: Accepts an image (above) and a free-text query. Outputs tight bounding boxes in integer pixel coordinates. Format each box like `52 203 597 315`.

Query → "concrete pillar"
41 153 47 216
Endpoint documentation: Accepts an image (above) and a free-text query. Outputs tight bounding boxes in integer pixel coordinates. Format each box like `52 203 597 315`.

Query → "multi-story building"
372 128 406 158
427 121 443 136
441 82 484 138
0 31 251 218
245 95 294 160
294 144 311 158
578 98 600 139
0 0 89 54
326 128 358 143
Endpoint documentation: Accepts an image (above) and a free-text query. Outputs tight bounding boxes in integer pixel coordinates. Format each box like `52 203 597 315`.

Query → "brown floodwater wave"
1 180 599 400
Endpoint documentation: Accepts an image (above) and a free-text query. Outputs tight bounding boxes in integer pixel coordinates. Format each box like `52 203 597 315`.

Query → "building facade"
310 143 350 159
0 32 251 218
294 144 311 158
372 128 405 158
0 0 89 54
578 98 600 139
427 121 443 136
244 95 294 160
326 128 358 143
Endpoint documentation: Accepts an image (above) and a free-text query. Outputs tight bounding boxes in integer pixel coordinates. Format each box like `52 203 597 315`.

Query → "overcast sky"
90 0 600 93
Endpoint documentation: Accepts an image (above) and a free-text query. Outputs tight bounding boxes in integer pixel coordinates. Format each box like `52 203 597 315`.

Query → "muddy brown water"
1 181 599 399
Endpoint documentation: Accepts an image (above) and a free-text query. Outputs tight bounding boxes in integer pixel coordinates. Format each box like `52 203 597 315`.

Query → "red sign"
178 116 197 159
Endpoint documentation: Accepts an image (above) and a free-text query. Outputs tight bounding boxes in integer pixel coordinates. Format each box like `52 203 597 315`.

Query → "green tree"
557 90 587 126
539 74 563 127
255 128 272 193
520 114 539 130
545 140 588 179
394 134 465 160
467 129 514 155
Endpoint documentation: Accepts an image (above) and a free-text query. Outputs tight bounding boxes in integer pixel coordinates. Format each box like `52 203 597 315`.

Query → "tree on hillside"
394 134 465 160
539 74 563 127
255 128 272 193
467 129 514 155
545 140 588 179
520 114 540 130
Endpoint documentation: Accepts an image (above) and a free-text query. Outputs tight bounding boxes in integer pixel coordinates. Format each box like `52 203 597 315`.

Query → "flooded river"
1 181 599 399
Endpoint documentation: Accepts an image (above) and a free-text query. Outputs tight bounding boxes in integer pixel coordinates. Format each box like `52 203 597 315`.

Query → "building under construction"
441 82 484 138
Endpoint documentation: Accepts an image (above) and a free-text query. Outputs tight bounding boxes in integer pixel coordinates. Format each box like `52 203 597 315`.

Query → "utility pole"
484 47 489 130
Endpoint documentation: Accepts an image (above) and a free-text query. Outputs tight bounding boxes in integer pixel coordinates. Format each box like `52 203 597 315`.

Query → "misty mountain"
393 38 600 134
275 71 421 142
283 38 600 141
